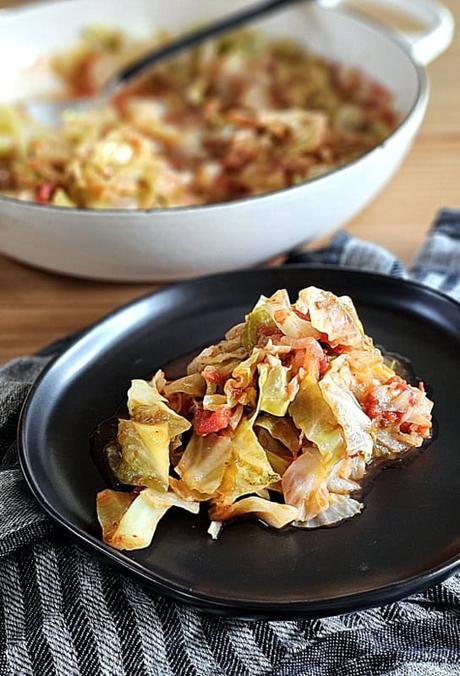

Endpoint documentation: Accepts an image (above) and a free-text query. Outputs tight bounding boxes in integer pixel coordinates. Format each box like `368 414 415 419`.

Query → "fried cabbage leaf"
127 378 191 438
175 433 233 497
257 360 291 417
281 447 332 521
96 487 199 551
217 418 280 505
210 496 298 529
319 368 373 459
289 375 345 461
294 494 362 529
114 419 170 490
296 287 366 348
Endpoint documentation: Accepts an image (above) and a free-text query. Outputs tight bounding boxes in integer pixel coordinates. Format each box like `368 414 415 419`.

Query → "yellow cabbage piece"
217 418 280 505
282 447 332 521
255 414 301 455
97 487 199 551
175 433 233 497
243 303 275 351
163 373 206 397
257 360 291 417
263 289 320 339
289 375 345 461
210 496 298 528
127 378 191 437
296 287 366 348
319 369 373 459
256 427 292 481
114 419 170 490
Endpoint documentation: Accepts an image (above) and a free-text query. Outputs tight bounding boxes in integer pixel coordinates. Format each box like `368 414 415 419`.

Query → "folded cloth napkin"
0 210 459 676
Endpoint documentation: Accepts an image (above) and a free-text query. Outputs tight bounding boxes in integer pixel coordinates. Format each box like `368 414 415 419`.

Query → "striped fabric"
0 210 459 676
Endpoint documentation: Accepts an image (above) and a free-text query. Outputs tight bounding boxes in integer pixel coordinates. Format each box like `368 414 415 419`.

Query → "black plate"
19 266 460 619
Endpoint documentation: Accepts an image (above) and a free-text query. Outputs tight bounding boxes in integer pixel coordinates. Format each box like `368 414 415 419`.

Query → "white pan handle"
322 0 454 65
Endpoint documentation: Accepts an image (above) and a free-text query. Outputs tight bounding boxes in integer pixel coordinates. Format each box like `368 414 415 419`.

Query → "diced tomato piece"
381 410 403 426
193 407 232 436
35 182 58 203
362 392 380 419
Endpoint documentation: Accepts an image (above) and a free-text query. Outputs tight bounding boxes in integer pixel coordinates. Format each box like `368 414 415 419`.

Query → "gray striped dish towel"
0 209 459 676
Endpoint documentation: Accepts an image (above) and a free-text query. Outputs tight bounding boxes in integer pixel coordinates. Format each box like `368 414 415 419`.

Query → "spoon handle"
104 0 309 94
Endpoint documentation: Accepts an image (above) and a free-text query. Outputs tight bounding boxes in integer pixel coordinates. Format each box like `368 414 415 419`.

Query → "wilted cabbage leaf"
257 360 291 416
243 303 275 352
210 496 298 529
289 375 345 461
97 487 199 551
127 378 191 438
255 414 301 455
175 433 232 497
163 373 206 397
296 287 366 348
114 419 170 490
319 369 373 459
264 289 320 339
294 493 362 529
217 418 280 504
282 447 332 521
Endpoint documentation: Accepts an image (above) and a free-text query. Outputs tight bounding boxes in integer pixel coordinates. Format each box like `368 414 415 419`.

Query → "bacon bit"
400 422 428 437
35 182 58 203
362 392 380 420
363 394 403 427
203 368 228 387
381 410 403 426
193 407 232 437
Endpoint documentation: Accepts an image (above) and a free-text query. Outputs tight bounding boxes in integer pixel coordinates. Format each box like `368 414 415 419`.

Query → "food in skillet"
0 26 396 209
96 286 433 551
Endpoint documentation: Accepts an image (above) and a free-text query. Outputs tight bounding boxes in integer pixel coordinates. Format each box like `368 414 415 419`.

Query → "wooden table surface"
0 0 459 364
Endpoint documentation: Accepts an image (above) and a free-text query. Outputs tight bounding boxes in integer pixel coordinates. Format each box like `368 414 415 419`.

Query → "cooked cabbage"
97 487 199 551
96 285 433 550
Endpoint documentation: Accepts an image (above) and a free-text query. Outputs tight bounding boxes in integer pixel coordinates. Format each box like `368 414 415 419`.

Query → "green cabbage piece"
97 487 199 551
113 419 170 490
257 361 291 417
243 304 275 351
319 369 373 459
127 378 191 437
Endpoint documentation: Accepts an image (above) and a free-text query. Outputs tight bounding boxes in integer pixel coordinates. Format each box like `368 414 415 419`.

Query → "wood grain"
0 0 459 363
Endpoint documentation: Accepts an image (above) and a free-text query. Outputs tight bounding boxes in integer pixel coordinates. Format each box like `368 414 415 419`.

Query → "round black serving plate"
19 266 460 619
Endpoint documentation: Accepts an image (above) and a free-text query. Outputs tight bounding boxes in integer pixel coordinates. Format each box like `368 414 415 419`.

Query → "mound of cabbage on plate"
96 286 433 551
